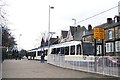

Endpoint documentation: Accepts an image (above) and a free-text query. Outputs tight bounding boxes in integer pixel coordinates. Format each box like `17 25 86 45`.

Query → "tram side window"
65 47 69 55
77 44 81 55
38 51 41 56
61 47 64 55
51 48 56 54
32 52 36 58
57 48 60 54
55 48 57 54
70 46 75 55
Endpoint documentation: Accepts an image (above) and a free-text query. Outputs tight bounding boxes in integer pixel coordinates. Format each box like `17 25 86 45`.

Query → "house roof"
70 26 77 36
73 26 88 40
95 23 108 28
49 38 58 45
40 37 45 47
85 21 120 37
61 30 68 38
81 26 87 30
95 21 120 29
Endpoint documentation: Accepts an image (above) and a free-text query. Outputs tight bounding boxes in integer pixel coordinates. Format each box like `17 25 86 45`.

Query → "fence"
47 54 120 77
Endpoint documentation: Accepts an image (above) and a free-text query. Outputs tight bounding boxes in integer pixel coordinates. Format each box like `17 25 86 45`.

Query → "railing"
47 54 120 77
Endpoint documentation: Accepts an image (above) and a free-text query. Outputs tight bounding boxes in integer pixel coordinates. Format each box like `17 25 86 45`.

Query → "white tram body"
28 41 94 62
49 41 94 62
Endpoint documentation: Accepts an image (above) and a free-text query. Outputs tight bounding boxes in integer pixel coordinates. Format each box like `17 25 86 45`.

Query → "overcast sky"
6 0 120 50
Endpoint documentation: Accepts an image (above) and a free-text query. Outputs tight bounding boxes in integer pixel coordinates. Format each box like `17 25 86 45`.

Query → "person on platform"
41 51 45 63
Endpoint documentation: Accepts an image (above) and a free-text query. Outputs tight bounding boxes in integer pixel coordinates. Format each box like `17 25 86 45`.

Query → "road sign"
94 28 104 40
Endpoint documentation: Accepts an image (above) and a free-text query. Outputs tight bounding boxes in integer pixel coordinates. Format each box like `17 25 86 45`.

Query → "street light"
49 32 55 39
19 34 22 51
48 5 54 34
48 5 54 47
72 18 76 26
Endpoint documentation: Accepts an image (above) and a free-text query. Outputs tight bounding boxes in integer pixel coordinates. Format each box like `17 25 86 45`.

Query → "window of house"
110 43 113 52
64 38 67 42
83 31 86 36
118 29 120 38
83 37 86 41
97 45 101 54
115 41 120 52
106 42 114 52
108 30 113 39
106 43 109 52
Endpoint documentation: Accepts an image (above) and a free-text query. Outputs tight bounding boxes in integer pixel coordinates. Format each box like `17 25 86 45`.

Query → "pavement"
2 59 119 79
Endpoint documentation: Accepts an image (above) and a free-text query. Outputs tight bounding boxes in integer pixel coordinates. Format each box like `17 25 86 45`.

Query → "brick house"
80 16 120 56
104 17 120 56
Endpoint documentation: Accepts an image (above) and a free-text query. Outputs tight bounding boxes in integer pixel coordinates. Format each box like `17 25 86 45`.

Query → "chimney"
77 25 81 32
88 24 92 31
107 18 113 24
56 36 59 43
114 15 120 22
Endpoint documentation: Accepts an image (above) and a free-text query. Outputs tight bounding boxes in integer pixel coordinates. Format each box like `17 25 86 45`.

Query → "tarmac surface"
2 59 119 79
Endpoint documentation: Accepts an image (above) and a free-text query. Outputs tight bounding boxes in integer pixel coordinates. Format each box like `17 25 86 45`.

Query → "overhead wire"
50 5 120 44
54 5 119 33
40 5 120 46
76 5 119 24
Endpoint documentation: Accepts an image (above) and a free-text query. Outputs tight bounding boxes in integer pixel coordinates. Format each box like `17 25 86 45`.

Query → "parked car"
97 56 120 67
22 56 27 59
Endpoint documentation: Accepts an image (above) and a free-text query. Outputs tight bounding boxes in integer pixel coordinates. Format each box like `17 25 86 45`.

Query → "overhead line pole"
48 5 54 48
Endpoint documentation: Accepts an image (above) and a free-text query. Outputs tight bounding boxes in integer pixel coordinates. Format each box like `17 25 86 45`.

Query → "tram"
28 41 94 61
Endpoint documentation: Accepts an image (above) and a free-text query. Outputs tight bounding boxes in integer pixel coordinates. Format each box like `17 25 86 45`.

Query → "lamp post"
19 34 22 51
72 18 76 26
48 5 54 47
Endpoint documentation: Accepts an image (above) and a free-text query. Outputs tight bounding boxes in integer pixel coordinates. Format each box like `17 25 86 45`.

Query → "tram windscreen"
83 43 94 55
